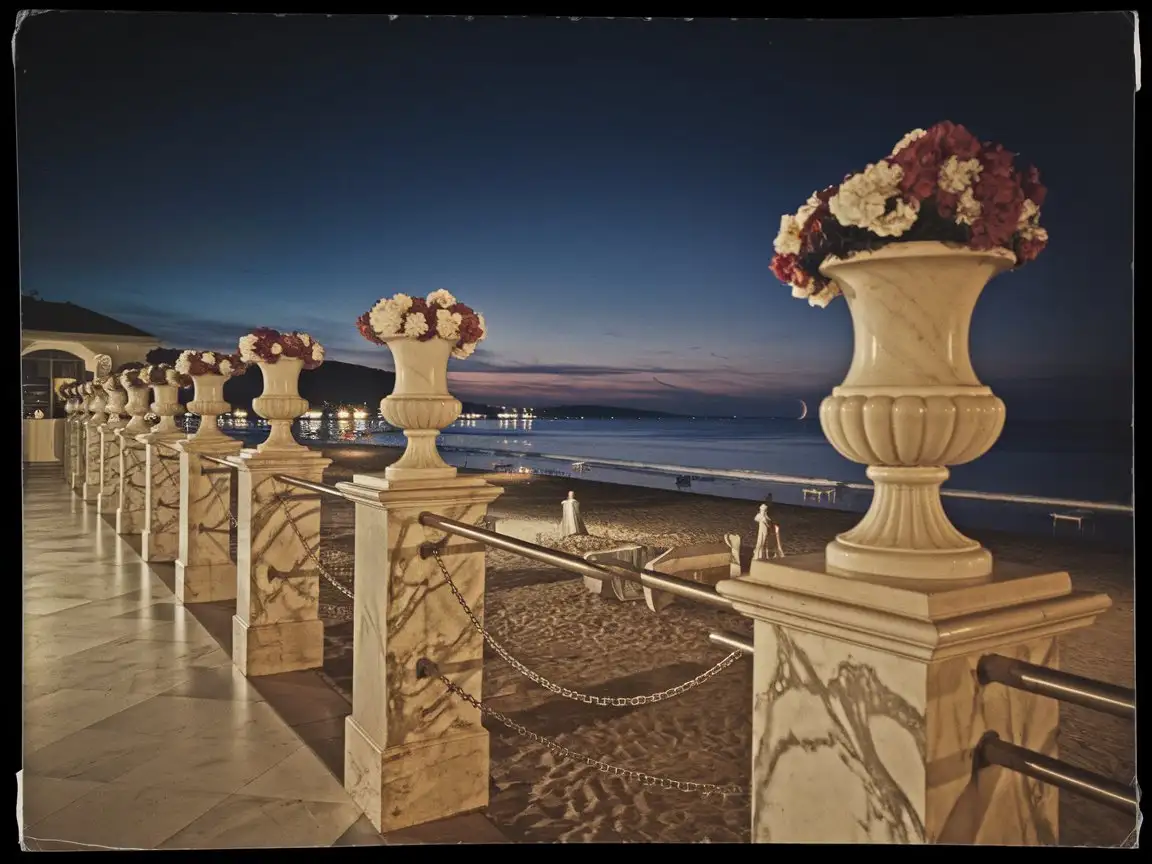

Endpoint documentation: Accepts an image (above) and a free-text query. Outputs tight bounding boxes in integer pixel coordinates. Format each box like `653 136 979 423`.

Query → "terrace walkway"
20 465 505 849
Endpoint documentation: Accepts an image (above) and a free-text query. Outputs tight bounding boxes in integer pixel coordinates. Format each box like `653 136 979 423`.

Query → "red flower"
356 311 387 345
1020 164 1047 208
1015 232 1048 264
770 253 812 288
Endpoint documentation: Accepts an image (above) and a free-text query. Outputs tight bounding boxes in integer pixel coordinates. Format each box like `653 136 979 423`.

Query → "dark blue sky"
16 13 1135 418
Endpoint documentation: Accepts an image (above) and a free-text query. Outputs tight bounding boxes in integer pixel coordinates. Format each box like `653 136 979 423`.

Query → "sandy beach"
313 444 1135 846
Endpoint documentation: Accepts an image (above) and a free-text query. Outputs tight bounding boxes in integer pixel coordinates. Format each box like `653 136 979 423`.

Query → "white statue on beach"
560 491 588 537
753 504 784 561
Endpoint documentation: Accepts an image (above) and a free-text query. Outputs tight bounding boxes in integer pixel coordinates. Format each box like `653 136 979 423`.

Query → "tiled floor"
21 466 367 850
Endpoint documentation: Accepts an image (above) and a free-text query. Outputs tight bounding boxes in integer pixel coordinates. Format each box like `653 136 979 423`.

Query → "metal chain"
275 488 356 600
430 668 746 798
430 548 741 707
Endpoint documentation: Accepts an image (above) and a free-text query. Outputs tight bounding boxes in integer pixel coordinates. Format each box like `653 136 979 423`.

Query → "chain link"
275 487 356 600
431 670 746 798
430 548 741 707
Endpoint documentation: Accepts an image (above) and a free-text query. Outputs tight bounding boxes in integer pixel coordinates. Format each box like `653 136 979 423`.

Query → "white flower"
426 289 457 308
870 197 920 237
435 309 463 340
829 162 906 234
369 298 403 337
219 359 233 377
937 156 983 195
773 214 803 256
891 128 927 156
1019 224 1048 243
238 334 259 362
311 344 324 363
955 188 982 226
392 293 414 313
299 333 312 347
403 312 429 338
165 368 181 385
475 313 487 339
174 352 193 376
452 342 477 360
201 351 216 364
1017 198 1040 229
790 284 813 299
271 342 283 355
808 285 839 308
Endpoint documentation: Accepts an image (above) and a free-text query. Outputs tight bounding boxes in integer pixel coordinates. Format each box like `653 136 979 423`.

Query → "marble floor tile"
85 694 305 744
24 782 229 851
157 664 268 702
19 774 106 827
158 794 363 849
23 728 174 784
332 814 388 846
24 686 161 737
113 735 306 794
22 596 94 617
234 745 351 804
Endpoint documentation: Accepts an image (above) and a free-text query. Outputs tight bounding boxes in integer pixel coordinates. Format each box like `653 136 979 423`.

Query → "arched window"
22 350 86 419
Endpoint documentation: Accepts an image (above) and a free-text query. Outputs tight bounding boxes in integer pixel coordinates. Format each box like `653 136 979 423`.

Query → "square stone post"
175 437 243 603
229 448 332 677
716 555 1112 845
80 406 106 503
96 393 128 517
334 473 503 834
141 432 187 561
115 431 148 534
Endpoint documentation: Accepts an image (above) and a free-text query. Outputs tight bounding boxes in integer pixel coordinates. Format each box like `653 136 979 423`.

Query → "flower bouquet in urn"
768 122 1048 581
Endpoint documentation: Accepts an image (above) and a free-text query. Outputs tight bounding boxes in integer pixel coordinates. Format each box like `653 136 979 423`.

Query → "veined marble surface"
176 448 239 604
21 465 364 850
97 427 124 515
232 454 330 676
115 436 147 536
143 443 183 563
337 474 502 832
82 425 102 502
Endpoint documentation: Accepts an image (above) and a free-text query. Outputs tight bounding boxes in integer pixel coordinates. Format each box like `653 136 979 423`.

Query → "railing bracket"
419 538 448 560
415 657 439 679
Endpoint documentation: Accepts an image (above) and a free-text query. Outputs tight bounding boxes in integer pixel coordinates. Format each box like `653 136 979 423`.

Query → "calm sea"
221 416 1133 544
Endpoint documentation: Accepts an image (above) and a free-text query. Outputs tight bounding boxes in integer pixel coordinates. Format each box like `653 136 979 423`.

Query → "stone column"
716 556 1112 844
229 448 332 676
140 384 187 562
69 391 89 492
115 387 152 535
81 385 107 502
335 472 503 833
175 378 241 604
62 396 77 485
96 384 128 517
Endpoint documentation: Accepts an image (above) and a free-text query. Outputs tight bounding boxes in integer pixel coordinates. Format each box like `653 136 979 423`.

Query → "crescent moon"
797 399 808 420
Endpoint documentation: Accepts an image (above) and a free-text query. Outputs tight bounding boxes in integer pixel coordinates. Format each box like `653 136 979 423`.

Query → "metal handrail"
977 733 1139 817
978 655 1135 721
709 631 754 656
200 454 234 468
417 512 735 612
274 474 346 498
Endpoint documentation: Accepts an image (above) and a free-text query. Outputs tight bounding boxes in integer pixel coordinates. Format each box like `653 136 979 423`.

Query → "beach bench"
642 536 745 613
1050 509 1096 536
802 487 836 503
582 545 661 602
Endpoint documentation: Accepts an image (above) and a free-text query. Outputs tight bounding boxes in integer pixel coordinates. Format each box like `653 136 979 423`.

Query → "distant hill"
532 404 682 419
144 349 493 414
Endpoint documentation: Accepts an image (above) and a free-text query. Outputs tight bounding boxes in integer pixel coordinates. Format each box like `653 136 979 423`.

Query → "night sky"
16 13 1135 419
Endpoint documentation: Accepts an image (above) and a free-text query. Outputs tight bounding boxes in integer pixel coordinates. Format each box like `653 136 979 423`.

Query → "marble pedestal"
69 419 86 491
335 472 503 833
229 447 332 677
175 438 243 604
81 423 102 502
96 422 126 516
115 431 147 535
716 555 1112 845
141 433 186 562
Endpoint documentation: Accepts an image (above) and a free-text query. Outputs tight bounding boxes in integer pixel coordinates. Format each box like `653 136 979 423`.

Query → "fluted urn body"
818 241 1013 581
381 336 461 481
122 387 152 434
187 373 232 442
101 381 128 428
252 357 310 453
148 384 184 436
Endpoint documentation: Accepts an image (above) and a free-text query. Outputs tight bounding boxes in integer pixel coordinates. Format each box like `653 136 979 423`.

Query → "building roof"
21 297 156 339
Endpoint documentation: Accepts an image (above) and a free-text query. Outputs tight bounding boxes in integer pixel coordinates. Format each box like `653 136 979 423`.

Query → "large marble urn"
101 379 128 428
86 383 109 426
187 373 233 443
380 336 461 481
148 384 184 436
122 386 152 434
817 241 1012 581
252 357 310 453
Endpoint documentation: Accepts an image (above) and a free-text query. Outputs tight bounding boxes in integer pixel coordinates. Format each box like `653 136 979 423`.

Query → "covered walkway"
20 465 503 849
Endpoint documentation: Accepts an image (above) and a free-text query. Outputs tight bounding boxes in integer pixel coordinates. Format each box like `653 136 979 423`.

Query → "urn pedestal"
115 388 152 535
140 384 187 561
81 388 108 504
380 337 461 482
97 385 129 516
175 374 242 603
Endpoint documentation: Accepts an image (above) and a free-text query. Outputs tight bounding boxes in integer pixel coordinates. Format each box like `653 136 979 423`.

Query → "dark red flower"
1020 164 1047 208
356 311 387 345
